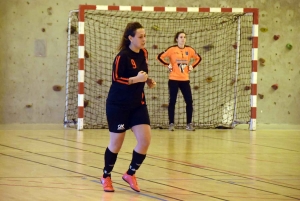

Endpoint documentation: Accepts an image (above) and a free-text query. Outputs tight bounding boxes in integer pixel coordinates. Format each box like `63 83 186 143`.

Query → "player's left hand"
188 65 193 72
146 78 156 89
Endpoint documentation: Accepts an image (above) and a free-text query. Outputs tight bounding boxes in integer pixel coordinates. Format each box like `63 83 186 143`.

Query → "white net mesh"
64 10 253 129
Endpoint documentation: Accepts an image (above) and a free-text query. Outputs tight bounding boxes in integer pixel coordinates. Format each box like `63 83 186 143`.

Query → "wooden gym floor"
0 124 299 201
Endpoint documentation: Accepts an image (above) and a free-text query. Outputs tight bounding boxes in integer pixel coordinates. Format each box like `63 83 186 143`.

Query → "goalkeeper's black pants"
168 80 193 125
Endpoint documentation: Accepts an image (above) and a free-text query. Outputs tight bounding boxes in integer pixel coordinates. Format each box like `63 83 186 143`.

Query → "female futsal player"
157 31 201 131
101 22 156 193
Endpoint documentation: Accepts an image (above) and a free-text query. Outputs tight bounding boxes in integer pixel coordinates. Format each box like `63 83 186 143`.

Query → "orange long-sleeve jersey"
157 45 202 81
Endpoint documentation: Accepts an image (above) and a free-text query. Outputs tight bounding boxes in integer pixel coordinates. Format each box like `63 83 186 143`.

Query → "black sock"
103 147 118 178
127 150 146 176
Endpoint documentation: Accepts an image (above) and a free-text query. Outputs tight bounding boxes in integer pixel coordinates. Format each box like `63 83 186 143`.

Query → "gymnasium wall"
0 0 299 124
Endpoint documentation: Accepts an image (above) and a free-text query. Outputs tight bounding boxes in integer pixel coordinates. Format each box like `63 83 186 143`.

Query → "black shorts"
106 104 150 133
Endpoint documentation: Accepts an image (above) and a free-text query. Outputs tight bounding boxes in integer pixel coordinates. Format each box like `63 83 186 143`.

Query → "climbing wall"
255 0 300 124
0 0 299 124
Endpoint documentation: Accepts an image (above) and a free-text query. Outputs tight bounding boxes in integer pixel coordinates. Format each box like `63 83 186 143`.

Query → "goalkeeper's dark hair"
118 22 144 51
173 31 186 43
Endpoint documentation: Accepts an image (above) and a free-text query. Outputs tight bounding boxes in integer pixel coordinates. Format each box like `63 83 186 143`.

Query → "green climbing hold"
151 25 159 31
286 43 293 50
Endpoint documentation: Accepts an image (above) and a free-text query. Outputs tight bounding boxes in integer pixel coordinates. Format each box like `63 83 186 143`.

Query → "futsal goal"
64 5 258 130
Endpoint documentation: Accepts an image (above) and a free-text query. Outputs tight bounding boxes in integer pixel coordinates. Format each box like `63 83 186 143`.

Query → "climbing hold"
96 79 103 85
161 104 168 108
232 43 238 49
47 7 52 15
259 58 265 63
273 35 280 40
259 58 266 66
84 100 89 108
258 94 264 99
260 28 268 32
53 85 63 91
271 84 278 90
286 43 293 50
71 26 77 34
203 44 214 51
151 25 159 31
152 44 158 49
230 78 240 85
244 86 251 90
84 50 90 58
205 76 213 83
66 26 77 34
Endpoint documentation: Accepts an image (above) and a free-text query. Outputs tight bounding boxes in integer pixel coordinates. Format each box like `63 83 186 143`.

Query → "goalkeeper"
157 31 201 131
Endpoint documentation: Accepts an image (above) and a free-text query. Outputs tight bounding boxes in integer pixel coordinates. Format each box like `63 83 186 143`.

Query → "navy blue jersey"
106 47 149 108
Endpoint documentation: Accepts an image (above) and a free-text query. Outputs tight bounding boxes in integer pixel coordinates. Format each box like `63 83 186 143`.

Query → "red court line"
219 195 292 200
49 182 66 184
147 154 298 187
246 157 299 164
0 184 100 191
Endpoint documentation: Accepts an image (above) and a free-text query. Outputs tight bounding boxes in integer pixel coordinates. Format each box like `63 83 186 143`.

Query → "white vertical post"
64 10 79 127
232 16 241 128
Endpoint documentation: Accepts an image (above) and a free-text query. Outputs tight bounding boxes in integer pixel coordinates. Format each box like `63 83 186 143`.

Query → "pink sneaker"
101 177 114 192
122 173 140 192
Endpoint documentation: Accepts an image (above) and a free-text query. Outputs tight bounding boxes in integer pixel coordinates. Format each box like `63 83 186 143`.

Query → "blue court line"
91 180 168 201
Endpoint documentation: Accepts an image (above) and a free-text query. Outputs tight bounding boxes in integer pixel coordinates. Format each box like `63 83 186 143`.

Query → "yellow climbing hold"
260 28 268 32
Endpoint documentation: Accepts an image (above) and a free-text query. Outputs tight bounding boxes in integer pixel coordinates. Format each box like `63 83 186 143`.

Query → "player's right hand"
168 64 173 72
136 71 148 82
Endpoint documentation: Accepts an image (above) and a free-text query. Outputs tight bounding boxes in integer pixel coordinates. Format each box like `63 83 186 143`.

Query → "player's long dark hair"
173 31 186 43
118 22 144 51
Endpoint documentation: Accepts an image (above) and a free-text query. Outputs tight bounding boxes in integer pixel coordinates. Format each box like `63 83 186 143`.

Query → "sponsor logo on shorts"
117 124 125 130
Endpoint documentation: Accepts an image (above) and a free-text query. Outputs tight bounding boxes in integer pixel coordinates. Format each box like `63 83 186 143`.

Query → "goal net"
64 6 258 130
